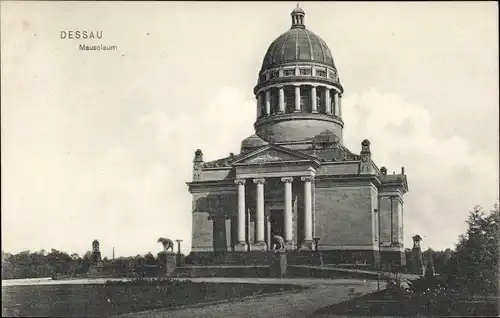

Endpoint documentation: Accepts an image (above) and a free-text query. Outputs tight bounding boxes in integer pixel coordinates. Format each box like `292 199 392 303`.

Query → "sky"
1 1 498 258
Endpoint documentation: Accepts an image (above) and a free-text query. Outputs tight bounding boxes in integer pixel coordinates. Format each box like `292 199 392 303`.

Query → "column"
265 91 271 116
294 85 301 112
311 86 317 113
278 86 285 113
266 215 271 250
325 88 332 114
257 94 263 119
333 92 339 116
234 179 247 251
225 217 232 251
390 196 395 244
301 176 313 249
338 93 343 118
253 178 266 249
281 177 293 245
312 177 316 239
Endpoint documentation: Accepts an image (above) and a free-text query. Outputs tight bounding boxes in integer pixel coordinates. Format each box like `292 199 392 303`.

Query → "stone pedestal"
270 251 287 278
176 254 185 267
234 242 248 252
165 253 177 276
284 241 295 251
409 247 424 275
158 251 177 276
88 261 104 277
252 242 268 251
299 240 314 251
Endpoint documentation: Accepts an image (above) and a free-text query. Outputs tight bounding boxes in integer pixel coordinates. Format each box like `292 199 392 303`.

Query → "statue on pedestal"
92 240 102 261
157 237 174 253
88 239 103 276
271 235 286 252
409 235 424 275
157 237 177 276
270 235 287 278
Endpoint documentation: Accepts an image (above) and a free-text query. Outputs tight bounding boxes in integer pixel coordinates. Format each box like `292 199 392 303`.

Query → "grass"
313 288 500 317
2 279 302 317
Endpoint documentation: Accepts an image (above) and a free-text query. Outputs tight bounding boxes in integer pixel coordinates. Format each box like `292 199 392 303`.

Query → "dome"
292 4 305 14
241 134 268 152
260 6 335 71
261 28 335 71
252 6 345 144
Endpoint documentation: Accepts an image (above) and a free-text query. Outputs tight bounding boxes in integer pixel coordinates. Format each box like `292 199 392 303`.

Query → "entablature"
315 161 361 176
379 176 409 194
187 180 236 194
236 165 316 180
315 174 381 189
254 112 344 129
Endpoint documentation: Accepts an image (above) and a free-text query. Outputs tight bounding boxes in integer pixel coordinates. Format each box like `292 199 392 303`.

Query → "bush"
444 205 499 296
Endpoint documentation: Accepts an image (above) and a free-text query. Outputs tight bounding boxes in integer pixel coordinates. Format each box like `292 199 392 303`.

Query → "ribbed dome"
261 28 335 71
253 6 345 144
241 134 268 152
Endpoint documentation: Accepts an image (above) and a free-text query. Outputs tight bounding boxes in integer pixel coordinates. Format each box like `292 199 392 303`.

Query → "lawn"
313 288 500 317
2 279 303 317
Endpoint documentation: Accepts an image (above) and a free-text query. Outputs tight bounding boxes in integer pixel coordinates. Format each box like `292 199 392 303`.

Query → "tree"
445 204 499 295
46 249 73 276
143 252 157 265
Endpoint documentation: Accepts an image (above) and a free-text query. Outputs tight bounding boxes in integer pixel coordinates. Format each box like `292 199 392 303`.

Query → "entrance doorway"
269 209 285 238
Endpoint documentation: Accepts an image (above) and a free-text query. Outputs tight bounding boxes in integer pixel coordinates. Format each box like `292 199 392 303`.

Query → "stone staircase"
187 251 323 266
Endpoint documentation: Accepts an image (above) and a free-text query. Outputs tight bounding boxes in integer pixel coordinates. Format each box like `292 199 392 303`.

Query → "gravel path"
117 278 383 318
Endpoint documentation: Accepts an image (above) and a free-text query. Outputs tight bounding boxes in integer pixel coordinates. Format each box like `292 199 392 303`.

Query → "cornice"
202 166 232 171
232 144 322 166
259 61 336 73
318 160 361 166
254 77 343 95
379 177 409 194
315 174 382 188
233 159 321 169
186 180 236 193
254 112 344 128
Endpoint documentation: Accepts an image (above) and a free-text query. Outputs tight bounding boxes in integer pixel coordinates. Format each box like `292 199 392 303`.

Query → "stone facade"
186 6 409 267
188 140 408 266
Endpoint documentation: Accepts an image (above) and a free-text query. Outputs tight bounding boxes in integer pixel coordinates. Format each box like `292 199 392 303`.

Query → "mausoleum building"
187 6 408 267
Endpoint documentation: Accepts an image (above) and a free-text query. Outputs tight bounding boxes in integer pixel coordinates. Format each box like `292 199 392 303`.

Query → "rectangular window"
317 95 323 112
316 70 327 77
270 91 278 114
285 87 295 113
299 68 311 76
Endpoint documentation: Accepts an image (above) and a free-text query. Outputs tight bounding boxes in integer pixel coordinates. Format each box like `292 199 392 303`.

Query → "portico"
231 145 319 252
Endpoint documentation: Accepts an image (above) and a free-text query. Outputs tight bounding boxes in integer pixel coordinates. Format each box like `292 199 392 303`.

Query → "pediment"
233 145 318 165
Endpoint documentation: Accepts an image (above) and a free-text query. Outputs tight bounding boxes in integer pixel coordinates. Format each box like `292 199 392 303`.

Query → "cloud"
342 88 499 250
1 86 256 257
2 84 496 256
86 86 256 256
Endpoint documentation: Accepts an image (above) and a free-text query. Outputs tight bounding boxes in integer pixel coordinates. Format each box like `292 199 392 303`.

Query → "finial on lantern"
291 3 305 29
